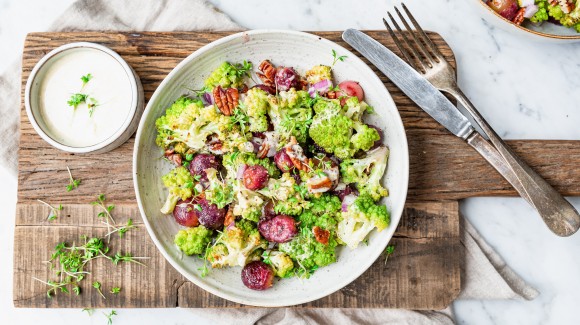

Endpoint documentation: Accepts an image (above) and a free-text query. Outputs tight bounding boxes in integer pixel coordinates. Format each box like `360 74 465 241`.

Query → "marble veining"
1 0 579 324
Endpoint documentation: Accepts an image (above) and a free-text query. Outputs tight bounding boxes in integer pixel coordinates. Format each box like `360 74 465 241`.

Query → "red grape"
241 261 274 290
196 197 227 230
243 165 269 190
189 154 219 184
258 215 297 243
338 80 364 102
172 198 199 227
488 0 519 20
274 150 295 172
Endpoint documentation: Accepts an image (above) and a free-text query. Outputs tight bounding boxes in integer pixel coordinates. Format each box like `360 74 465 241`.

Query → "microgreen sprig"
93 281 106 299
110 286 121 294
66 166 81 192
37 199 63 221
331 49 347 67
384 245 395 264
91 194 116 241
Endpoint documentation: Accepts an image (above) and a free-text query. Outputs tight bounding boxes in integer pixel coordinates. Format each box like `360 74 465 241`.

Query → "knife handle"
456 91 580 237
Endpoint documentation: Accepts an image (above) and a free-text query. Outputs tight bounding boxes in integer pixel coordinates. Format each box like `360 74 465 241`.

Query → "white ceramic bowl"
133 30 409 306
470 0 580 42
25 42 144 153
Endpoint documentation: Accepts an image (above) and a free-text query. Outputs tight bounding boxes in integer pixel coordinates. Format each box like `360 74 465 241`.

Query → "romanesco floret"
337 194 390 249
258 173 312 215
266 89 313 146
155 97 231 153
204 61 251 89
305 65 333 84
309 98 354 159
560 3 580 28
204 168 234 209
264 250 294 278
232 180 264 222
206 219 267 268
160 166 194 214
298 194 341 231
174 225 213 256
340 146 389 201
279 227 338 277
242 87 270 132
530 0 549 23
351 122 380 152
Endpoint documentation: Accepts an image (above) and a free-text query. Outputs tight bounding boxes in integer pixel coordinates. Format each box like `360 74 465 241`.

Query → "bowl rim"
478 0 580 40
24 42 140 153
132 29 409 307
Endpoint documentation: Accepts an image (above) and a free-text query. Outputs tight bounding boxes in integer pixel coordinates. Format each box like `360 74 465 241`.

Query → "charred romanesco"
258 173 312 216
174 225 213 256
204 168 234 209
204 61 252 89
305 65 333 84
279 227 338 277
263 250 294 278
340 146 389 201
207 220 267 268
160 166 194 214
242 87 270 132
337 194 390 249
155 96 231 153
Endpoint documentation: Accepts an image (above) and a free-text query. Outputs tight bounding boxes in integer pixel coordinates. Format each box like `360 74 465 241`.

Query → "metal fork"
383 3 580 237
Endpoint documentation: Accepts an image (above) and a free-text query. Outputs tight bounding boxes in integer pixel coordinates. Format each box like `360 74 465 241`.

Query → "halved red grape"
274 150 295 172
196 197 227 230
488 0 519 20
173 198 199 227
258 215 297 243
189 154 219 183
338 80 364 102
262 200 276 220
275 67 298 91
241 261 274 291
243 165 269 190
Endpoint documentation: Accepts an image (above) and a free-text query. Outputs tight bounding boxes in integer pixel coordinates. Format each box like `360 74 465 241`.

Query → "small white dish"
133 30 409 307
25 42 144 153
470 0 580 42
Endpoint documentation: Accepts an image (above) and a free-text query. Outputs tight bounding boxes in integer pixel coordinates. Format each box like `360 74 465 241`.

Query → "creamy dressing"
37 48 133 147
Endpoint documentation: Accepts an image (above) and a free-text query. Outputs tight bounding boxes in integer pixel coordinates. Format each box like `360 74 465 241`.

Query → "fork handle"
448 86 580 237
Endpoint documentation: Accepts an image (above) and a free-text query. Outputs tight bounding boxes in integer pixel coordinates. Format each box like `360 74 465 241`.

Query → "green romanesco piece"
305 65 333 84
160 166 194 214
204 61 251 89
337 193 390 249
174 225 213 256
242 87 270 132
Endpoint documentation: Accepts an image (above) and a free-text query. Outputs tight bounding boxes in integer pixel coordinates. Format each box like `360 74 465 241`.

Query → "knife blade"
342 28 473 139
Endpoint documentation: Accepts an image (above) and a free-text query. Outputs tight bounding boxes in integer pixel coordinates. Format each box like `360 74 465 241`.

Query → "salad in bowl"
155 58 390 290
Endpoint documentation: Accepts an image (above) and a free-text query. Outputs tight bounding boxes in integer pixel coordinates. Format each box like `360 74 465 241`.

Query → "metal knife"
342 28 580 236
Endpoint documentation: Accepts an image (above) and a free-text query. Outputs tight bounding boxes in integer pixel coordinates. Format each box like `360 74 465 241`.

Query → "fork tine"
386 11 427 73
394 6 434 67
401 3 445 62
382 18 415 69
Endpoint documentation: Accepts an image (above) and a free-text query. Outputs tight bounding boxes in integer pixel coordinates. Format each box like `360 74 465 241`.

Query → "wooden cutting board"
13 31 580 310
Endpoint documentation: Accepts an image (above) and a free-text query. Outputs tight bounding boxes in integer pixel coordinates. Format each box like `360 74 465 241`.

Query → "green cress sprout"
67 73 99 116
66 166 81 191
37 199 63 221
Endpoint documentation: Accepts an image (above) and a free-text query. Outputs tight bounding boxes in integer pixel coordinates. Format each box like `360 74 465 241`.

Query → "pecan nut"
313 226 330 245
213 85 238 116
164 149 182 166
224 206 235 227
512 8 525 25
257 60 277 87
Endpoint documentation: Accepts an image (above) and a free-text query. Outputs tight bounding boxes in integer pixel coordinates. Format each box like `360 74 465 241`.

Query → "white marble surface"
1 0 579 324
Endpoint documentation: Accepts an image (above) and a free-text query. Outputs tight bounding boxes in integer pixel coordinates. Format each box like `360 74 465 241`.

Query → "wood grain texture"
17 32 580 205
14 202 460 309
15 30 576 310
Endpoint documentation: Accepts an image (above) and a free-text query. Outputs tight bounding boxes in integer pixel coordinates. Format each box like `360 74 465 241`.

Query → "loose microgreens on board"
110 286 121 294
37 199 63 221
384 245 395 264
92 194 117 241
331 49 347 67
104 310 117 325
66 166 81 192
93 281 106 299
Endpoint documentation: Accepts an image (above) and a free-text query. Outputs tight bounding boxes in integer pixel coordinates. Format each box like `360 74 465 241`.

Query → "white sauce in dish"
36 48 133 147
